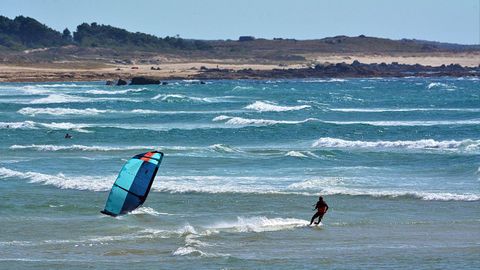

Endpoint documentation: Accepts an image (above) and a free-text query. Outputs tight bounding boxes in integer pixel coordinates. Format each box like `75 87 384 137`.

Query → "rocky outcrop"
130 76 160 85
193 61 479 80
116 79 128 86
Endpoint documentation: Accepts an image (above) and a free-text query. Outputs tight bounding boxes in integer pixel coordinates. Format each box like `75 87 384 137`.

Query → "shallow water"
0 77 479 269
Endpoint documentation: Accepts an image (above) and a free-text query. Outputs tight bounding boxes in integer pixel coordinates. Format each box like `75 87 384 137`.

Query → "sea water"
0 78 479 269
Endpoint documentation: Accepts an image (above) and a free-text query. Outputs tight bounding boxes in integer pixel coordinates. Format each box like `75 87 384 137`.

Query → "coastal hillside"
72 22 210 51
0 15 479 64
0 16 69 50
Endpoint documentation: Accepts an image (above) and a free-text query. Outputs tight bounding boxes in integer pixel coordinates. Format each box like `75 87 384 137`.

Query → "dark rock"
106 80 114 85
116 79 128 86
130 77 160 85
161 82 168 85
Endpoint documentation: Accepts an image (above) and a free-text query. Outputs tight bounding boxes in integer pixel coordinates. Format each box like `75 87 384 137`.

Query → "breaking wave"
284 151 319 158
329 108 480 113
324 119 480 126
152 94 223 103
0 167 113 191
30 94 93 104
427 82 455 90
316 187 480 201
1 167 477 201
245 101 310 112
312 137 480 152
17 107 110 116
9 144 158 152
213 115 318 126
209 216 308 233
85 88 147 95
0 121 91 132
28 94 134 104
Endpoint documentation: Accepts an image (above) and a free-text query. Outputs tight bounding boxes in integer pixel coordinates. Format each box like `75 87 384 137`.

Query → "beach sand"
0 52 478 82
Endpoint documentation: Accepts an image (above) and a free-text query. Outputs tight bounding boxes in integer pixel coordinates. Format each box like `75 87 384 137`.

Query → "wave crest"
312 137 480 152
210 216 308 233
18 107 109 116
85 88 147 95
213 115 318 126
245 101 310 112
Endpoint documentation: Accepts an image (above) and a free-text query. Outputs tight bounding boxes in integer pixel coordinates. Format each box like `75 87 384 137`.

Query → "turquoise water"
0 78 479 269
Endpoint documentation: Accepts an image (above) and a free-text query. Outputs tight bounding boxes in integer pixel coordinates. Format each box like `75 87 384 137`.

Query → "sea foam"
1 167 477 201
324 119 480 126
9 144 157 152
0 167 113 191
18 107 109 116
213 115 318 126
85 88 147 95
245 101 310 112
312 137 480 152
209 216 309 233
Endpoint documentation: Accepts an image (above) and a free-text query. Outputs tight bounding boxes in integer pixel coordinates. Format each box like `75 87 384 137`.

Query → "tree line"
0 15 210 51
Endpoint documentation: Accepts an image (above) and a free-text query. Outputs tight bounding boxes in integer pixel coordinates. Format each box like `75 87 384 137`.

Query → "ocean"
0 77 479 269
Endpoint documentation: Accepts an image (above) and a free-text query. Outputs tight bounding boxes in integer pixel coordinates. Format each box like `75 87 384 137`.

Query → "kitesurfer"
309 196 329 225
64 133 72 139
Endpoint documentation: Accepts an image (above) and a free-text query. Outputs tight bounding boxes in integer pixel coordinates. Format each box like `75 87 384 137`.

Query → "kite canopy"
101 151 163 216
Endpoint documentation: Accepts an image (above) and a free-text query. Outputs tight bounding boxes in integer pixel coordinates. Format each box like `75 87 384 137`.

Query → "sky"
1 0 479 44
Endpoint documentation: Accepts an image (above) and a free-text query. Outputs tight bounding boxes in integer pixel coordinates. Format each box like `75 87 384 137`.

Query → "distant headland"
0 15 479 82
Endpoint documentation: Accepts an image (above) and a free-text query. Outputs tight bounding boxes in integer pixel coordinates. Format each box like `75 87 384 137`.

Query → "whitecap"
212 115 318 126
329 108 480 113
324 119 480 126
9 144 157 152
129 207 161 216
152 93 220 103
209 216 309 233
427 82 456 90
85 88 147 95
17 107 109 116
312 137 480 152
29 94 93 104
245 101 310 112
0 167 114 191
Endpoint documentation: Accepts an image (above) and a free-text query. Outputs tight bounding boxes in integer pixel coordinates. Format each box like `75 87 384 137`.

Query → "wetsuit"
310 200 329 225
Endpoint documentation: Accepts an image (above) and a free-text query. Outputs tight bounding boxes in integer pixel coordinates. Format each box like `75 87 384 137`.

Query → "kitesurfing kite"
101 151 164 216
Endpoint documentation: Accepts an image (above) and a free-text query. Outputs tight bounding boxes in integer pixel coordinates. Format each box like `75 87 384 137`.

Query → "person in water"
64 133 72 139
310 196 329 225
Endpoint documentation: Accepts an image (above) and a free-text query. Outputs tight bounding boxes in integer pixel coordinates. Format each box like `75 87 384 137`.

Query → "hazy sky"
1 0 479 44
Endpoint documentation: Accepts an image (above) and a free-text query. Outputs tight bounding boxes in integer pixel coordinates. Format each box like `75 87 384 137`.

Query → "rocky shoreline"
1 61 479 83
190 61 480 80
107 61 479 85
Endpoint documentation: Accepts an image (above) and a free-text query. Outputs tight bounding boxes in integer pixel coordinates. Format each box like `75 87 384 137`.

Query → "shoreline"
0 56 479 83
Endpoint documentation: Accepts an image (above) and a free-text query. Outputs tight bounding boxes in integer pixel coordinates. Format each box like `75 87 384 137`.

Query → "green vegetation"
73 22 210 50
0 15 210 51
0 16 67 50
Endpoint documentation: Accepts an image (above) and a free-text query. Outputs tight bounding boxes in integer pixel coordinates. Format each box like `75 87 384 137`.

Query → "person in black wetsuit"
309 196 329 225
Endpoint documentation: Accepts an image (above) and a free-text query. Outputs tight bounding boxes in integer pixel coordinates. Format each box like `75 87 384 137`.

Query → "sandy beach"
1 52 478 82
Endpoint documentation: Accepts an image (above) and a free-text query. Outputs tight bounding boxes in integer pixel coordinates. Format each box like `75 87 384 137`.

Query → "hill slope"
0 16 68 50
